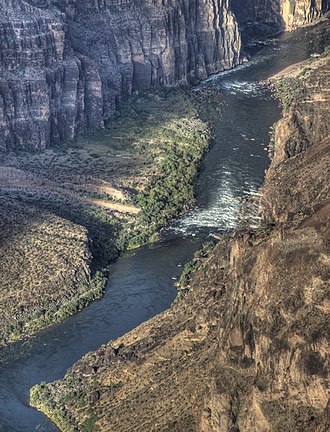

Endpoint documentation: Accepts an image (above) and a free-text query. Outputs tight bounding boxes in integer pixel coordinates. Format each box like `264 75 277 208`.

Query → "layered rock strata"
0 0 241 150
1 1 329 151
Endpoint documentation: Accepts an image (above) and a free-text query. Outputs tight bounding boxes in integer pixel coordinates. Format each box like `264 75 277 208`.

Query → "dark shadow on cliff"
230 0 286 46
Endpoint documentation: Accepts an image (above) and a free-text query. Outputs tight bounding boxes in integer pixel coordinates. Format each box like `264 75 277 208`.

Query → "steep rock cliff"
1 0 329 151
231 0 330 33
0 0 241 150
30 51 330 431
282 0 330 29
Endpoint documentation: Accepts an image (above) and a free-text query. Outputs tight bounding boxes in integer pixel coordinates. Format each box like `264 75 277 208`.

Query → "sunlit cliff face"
230 0 329 30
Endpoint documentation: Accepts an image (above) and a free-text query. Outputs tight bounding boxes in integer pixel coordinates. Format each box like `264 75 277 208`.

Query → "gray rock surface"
1 0 328 151
0 0 242 150
231 0 330 32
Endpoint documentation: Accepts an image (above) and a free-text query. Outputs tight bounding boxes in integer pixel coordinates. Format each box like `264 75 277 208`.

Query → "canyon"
1 1 329 151
2 0 328 348
0 0 241 150
31 44 330 432
0 1 329 431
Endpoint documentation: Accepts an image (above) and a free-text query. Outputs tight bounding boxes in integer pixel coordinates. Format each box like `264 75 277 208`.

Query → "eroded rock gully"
31 53 330 431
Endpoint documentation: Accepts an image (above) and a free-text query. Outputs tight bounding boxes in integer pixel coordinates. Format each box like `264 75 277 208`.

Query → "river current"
0 24 326 431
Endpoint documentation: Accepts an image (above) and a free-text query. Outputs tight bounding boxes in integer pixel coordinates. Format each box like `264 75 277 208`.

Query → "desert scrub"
175 241 215 300
30 381 80 432
31 359 104 431
81 417 101 432
0 194 112 346
22 270 107 336
320 45 330 57
273 77 304 111
5 190 123 269
0 86 211 344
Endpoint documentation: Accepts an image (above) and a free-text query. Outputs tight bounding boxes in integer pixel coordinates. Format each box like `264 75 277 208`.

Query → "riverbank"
30 50 330 432
0 88 211 347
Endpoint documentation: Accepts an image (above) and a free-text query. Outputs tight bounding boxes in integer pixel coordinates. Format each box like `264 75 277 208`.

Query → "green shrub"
81 416 101 432
275 77 304 111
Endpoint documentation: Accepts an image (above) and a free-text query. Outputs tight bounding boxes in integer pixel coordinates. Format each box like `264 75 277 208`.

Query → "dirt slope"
30 53 330 432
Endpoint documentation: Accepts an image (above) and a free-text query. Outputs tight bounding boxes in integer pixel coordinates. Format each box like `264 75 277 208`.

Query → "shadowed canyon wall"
0 0 329 151
231 0 330 31
0 0 241 151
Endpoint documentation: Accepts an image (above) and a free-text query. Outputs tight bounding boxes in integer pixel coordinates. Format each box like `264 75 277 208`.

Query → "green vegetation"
0 87 211 346
81 417 101 432
175 241 215 300
321 45 330 57
267 122 277 158
31 382 80 432
31 366 103 431
274 77 304 111
110 88 211 249
130 124 209 248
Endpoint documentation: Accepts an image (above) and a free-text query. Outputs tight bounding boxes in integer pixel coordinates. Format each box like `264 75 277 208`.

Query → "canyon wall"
31 51 330 432
0 0 241 151
1 0 328 152
231 0 330 32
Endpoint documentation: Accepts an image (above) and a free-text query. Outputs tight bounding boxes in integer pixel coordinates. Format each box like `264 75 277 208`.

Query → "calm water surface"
0 24 326 431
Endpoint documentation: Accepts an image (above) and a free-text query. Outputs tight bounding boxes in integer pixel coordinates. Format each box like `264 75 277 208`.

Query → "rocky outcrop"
30 51 330 431
0 0 241 151
269 57 330 165
280 0 330 29
231 0 330 35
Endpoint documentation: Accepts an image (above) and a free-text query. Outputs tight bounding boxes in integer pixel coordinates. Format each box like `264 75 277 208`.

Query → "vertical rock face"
0 0 328 151
280 0 330 29
231 0 330 32
0 0 92 151
0 0 241 151
56 0 241 118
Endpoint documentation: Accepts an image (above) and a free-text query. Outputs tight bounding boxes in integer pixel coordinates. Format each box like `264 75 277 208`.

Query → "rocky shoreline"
30 48 330 432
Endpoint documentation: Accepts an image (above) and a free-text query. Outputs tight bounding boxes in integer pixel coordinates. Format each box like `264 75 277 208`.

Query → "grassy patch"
273 77 305 111
0 87 211 346
175 241 215 300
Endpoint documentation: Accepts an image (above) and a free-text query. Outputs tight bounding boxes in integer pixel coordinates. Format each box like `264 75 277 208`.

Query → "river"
0 24 326 431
